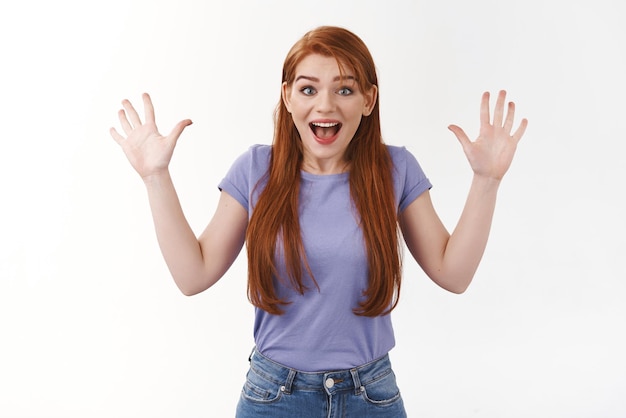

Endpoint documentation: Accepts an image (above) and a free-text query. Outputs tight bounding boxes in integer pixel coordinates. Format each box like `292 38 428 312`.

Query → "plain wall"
1 0 624 416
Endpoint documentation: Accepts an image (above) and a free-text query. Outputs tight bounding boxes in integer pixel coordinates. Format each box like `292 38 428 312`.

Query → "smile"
309 121 342 142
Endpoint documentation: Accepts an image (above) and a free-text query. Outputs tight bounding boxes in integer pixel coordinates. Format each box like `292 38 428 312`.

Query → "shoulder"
385 144 408 165
236 143 272 165
385 144 422 174
226 144 272 175
249 143 272 159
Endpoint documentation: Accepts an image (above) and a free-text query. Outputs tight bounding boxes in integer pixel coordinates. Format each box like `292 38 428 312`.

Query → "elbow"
447 283 470 294
431 272 473 294
174 272 218 296
179 287 200 297
175 278 208 297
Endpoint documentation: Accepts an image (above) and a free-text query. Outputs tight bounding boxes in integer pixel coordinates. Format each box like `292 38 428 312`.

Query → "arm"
110 93 247 295
399 90 528 293
144 175 247 295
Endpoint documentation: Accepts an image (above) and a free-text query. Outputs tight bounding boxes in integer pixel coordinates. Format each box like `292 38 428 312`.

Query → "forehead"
294 53 354 80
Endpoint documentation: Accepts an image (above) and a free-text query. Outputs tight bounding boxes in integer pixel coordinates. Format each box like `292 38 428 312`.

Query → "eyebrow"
294 75 357 83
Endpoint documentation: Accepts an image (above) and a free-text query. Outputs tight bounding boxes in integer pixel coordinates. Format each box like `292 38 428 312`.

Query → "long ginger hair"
246 26 402 317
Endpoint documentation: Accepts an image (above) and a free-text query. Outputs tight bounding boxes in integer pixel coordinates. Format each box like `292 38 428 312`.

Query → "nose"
315 90 336 113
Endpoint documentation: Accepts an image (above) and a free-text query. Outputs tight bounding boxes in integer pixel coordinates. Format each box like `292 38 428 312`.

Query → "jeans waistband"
248 348 393 396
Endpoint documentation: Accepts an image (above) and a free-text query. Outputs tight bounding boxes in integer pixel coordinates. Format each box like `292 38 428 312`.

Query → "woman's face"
282 54 377 175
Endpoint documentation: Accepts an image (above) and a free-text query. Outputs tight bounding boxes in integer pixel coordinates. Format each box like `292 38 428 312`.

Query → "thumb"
448 124 471 148
168 119 193 143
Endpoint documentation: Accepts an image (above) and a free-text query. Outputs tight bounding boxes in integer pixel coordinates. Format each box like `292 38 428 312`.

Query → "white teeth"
311 122 339 128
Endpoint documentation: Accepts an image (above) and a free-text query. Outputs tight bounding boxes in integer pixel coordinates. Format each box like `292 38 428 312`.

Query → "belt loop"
247 346 256 363
350 368 362 395
283 369 296 395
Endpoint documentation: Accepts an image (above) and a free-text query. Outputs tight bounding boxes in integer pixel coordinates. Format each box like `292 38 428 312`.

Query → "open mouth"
310 121 342 141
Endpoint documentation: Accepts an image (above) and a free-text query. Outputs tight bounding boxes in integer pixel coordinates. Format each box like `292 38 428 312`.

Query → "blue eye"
337 87 353 96
301 87 316 95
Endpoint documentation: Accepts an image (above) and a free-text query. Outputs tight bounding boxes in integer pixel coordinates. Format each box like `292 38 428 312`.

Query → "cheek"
292 120 310 138
347 110 364 127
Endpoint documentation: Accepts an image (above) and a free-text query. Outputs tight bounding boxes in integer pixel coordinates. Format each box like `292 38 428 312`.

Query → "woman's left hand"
448 90 528 180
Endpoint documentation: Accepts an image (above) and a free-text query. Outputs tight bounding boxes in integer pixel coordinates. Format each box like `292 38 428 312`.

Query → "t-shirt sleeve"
218 151 251 211
217 145 270 213
395 146 432 213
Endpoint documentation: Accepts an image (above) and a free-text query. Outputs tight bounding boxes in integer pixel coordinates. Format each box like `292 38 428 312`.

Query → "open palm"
448 90 528 180
110 93 192 179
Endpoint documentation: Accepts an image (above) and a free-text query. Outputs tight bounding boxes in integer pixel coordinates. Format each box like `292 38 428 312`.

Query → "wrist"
142 169 172 186
471 174 502 192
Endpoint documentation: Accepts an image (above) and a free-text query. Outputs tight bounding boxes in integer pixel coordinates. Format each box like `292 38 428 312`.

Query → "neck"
301 158 350 175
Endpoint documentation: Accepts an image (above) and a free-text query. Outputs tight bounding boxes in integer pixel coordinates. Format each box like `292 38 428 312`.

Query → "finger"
142 93 155 124
511 118 528 143
118 109 133 135
109 127 125 144
503 101 515 133
448 124 471 148
480 91 491 127
167 119 193 144
122 99 142 128
493 90 506 127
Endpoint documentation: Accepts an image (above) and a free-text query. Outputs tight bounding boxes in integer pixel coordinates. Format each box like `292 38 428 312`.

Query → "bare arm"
399 179 499 293
144 174 247 295
110 93 247 295
400 90 528 293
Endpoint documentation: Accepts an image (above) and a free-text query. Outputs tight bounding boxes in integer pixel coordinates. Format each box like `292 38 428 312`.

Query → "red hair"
246 26 402 316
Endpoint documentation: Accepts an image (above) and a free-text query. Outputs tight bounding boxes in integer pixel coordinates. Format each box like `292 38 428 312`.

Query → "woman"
110 26 527 417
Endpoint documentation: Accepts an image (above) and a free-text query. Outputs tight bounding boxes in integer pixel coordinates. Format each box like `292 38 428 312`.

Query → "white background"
1 0 625 416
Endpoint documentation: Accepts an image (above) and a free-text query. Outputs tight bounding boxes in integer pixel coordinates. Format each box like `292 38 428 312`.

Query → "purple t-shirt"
219 144 431 371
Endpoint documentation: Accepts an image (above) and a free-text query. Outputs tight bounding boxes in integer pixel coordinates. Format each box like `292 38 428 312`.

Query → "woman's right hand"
110 93 192 180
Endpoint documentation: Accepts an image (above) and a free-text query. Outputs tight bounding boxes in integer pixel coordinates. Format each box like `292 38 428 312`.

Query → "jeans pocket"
240 368 283 404
361 369 402 406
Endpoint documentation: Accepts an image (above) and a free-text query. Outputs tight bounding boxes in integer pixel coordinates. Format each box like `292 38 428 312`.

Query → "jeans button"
325 378 335 388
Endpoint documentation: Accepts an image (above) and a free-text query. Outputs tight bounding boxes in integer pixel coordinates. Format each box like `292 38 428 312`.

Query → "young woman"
110 26 527 417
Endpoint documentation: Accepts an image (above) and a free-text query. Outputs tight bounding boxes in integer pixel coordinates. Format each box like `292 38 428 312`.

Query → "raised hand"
110 93 192 179
448 90 528 181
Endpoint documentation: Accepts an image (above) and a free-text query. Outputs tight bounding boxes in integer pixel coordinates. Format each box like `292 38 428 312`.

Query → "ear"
281 81 292 113
362 84 378 117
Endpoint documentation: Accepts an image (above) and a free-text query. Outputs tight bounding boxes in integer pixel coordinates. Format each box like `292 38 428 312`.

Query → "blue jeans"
236 348 407 417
